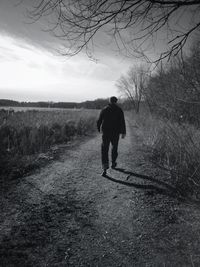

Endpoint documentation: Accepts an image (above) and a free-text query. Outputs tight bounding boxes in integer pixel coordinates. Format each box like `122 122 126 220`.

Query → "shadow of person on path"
115 167 175 192
101 168 180 199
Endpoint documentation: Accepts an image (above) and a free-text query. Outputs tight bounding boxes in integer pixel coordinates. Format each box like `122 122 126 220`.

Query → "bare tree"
116 65 149 112
144 38 200 123
28 0 200 62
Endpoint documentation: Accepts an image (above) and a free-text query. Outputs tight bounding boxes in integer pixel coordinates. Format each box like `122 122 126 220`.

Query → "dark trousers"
101 133 119 169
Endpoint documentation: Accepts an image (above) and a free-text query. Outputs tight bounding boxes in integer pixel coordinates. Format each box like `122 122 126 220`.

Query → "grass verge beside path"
0 108 98 184
128 111 200 201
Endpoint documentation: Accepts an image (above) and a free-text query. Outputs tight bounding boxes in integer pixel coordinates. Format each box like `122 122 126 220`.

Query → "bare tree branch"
27 0 200 62
116 64 150 112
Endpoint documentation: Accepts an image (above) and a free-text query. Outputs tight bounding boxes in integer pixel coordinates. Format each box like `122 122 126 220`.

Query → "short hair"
110 96 118 104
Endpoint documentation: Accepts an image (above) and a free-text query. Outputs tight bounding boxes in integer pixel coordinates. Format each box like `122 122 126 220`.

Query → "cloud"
0 0 134 102
0 1 134 102
0 33 125 101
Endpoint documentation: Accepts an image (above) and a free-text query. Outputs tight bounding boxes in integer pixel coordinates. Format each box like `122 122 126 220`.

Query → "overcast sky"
0 0 134 102
0 0 195 102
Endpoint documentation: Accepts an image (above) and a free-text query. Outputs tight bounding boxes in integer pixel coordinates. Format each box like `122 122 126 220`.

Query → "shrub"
63 121 76 140
76 117 96 135
50 123 63 144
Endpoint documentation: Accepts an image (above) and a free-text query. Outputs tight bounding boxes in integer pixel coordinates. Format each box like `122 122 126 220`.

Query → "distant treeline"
0 98 133 110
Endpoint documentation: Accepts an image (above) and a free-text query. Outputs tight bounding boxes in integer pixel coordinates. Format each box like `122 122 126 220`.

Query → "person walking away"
97 96 126 176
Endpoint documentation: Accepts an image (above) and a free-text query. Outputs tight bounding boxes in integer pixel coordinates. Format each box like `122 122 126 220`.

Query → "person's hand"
121 134 126 139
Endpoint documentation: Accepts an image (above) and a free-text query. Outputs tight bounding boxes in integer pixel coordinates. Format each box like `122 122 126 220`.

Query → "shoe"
111 162 117 169
101 170 107 177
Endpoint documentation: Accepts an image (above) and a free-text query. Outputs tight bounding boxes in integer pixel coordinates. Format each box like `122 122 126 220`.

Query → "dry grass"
134 112 200 198
0 108 98 128
0 108 98 179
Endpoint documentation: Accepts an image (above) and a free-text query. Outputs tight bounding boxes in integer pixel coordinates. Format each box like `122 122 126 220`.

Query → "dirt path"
1 120 200 266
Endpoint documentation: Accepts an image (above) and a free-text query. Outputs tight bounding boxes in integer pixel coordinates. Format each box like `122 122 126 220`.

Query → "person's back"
97 96 126 176
97 103 125 135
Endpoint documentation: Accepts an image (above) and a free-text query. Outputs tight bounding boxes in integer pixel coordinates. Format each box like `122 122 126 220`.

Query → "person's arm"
97 110 103 132
121 134 126 139
120 110 126 138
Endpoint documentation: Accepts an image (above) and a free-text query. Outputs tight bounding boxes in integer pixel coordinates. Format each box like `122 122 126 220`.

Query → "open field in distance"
0 108 99 128
0 106 87 112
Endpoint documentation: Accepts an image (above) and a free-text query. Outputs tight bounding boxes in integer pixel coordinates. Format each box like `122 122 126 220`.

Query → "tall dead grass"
134 113 200 198
0 109 98 179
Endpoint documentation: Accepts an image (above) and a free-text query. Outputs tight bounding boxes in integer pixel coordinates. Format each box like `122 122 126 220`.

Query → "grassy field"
0 108 99 181
0 107 98 127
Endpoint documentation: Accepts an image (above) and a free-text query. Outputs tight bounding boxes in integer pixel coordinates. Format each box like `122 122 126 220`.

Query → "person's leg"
111 134 119 168
101 133 110 173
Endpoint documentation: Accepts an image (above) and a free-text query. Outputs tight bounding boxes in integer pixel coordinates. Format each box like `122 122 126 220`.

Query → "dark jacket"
97 103 126 134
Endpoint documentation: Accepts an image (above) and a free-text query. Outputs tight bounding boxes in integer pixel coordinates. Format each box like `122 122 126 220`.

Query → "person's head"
109 96 118 104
